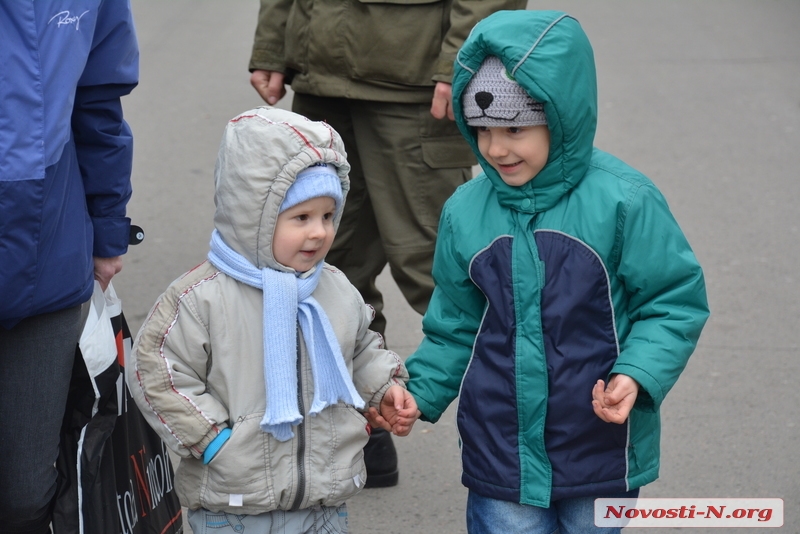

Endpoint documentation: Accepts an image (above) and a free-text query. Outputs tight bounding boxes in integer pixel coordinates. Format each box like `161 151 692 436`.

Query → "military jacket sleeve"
434 0 528 82
249 0 292 72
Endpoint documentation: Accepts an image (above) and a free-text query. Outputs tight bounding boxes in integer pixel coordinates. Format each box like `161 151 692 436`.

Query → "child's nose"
487 137 507 158
309 219 326 238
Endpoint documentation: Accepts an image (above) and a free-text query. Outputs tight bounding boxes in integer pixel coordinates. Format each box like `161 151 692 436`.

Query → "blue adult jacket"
0 1 139 327
405 11 709 506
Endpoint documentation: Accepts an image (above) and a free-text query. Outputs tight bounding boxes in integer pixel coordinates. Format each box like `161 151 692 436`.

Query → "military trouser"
292 93 474 337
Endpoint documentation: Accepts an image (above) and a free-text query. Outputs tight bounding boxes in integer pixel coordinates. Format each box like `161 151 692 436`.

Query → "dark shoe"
363 427 398 487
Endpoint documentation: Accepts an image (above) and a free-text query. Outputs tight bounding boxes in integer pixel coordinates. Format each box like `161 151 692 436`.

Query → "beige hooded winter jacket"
128 107 407 514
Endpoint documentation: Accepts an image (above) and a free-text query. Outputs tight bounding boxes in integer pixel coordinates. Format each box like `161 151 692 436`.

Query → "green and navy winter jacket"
405 10 709 507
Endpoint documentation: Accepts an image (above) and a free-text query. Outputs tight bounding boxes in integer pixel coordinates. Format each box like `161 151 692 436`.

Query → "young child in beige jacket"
128 106 416 533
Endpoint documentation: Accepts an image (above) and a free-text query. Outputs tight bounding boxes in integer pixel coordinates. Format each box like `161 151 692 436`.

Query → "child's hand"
592 374 639 424
365 385 420 436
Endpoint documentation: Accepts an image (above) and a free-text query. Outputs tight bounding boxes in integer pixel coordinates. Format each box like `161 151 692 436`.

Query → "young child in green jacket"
380 10 709 534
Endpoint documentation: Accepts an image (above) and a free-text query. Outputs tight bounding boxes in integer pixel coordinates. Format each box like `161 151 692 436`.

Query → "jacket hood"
453 11 597 213
213 106 350 271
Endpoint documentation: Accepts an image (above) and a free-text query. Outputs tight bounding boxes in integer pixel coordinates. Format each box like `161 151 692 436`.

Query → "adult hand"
430 81 455 121
592 374 640 424
93 256 123 291
250 69 286 105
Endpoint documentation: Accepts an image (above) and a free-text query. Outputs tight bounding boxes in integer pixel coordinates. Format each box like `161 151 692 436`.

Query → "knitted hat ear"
280 163 343 214
463 56 547 128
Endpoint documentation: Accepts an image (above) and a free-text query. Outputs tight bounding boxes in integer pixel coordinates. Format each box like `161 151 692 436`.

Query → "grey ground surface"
118 2 799 532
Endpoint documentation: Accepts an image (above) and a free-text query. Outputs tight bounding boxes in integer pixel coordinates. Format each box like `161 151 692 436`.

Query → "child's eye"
508 127 521 134
476 126 489 133
323 212 334 220
296 214 309 221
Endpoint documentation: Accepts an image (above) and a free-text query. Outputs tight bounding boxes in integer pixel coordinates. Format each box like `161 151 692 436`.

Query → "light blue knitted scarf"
208 229 364 441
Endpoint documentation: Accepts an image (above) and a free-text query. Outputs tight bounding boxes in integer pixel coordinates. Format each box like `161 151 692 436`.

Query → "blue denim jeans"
466 489 640 534
0 305 82 534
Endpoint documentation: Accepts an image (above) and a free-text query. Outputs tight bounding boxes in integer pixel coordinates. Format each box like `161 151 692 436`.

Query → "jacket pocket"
422 135 476 170
628 408 660 477
305 404 369 504
419 106 476 169
344 0 444 86
200 414 274 510
417 136 472 227
413 106 474 225
328 452 367 506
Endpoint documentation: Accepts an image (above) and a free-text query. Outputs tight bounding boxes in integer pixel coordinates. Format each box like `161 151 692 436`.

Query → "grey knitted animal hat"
463 56 547 128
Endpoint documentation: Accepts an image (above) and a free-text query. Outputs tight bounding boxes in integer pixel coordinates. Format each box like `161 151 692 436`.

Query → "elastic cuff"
202 428 232 464
91 216 131 257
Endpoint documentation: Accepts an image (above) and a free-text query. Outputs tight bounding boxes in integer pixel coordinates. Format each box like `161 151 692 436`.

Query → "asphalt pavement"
117 2 800 532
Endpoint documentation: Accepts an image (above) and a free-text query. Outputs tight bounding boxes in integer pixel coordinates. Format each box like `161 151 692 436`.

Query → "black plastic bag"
53 284 183 534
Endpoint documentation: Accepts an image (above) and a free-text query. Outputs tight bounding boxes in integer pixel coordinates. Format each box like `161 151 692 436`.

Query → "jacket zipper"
290 326 306 511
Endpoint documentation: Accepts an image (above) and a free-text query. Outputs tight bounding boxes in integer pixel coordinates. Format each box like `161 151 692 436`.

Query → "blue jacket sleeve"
72 0 139 258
